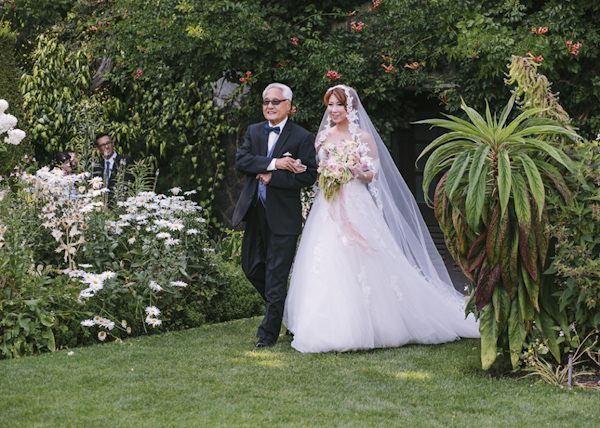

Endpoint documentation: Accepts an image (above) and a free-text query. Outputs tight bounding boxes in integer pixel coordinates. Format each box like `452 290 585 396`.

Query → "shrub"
547 138 600 353
0 162 264 357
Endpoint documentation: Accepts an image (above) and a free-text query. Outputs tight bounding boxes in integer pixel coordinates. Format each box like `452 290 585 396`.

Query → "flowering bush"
0 164 263 356
0 99 26 147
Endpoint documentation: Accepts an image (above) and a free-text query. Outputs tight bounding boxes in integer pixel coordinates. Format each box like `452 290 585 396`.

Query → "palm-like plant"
415 95 580 370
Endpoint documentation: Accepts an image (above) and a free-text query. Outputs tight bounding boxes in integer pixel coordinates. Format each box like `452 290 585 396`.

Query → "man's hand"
256 172 272 185
275 157 307 174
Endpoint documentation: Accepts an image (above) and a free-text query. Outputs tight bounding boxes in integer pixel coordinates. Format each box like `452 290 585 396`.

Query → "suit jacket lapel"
259 121 269 156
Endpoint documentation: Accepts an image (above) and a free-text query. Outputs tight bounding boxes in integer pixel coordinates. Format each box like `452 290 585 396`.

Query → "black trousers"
241 203 298 343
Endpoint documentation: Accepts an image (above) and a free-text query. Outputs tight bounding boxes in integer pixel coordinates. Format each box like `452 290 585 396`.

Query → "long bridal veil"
317 85 465 303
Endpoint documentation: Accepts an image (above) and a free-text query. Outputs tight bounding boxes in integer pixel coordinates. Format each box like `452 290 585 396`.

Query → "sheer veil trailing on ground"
317 85 464 302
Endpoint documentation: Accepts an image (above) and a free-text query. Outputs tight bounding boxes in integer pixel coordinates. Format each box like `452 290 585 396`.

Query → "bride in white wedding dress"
283 85 479 353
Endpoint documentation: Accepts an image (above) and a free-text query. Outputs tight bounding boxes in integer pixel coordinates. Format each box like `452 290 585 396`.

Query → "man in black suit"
95 133 133 190
232 83 317 348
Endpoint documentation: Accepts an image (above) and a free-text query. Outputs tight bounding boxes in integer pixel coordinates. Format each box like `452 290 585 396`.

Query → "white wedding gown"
283 160 480 353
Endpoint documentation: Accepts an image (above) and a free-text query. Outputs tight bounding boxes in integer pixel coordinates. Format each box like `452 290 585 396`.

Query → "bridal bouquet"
318 138 373 202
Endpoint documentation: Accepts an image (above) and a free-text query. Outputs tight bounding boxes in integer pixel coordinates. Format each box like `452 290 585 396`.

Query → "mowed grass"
1 317 598 427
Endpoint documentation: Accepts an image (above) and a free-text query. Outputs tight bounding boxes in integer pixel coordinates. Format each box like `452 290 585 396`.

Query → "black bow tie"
264 124 281 134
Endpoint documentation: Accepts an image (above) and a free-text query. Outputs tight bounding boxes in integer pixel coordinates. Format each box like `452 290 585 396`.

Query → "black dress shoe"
254 338 274 348
285 329 294 337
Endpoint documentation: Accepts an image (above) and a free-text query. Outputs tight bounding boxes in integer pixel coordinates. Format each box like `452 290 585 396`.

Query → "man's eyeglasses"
262 99 288 106
97 141 113 148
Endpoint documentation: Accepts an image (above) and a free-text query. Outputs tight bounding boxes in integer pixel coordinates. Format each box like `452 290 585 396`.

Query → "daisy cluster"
106 189 206 249
80 310 131 342
145 305 162 327
21 166 107 202
71 268 117 301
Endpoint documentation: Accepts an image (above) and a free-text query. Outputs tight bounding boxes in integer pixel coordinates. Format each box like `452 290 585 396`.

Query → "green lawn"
1 317 598 427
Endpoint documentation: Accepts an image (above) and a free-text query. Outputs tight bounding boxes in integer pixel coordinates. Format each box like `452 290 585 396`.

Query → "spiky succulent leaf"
467 231 487 273
517 266 535 324
511 172 531 244
508 298 527 368
497 150 512 216
535 159 572 205
480 303 499 370
493 285 511 333
445 150 471 202
518 153 545 219
486 204 502 266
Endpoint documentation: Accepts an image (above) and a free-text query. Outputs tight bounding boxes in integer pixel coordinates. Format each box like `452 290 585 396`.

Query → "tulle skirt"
283 180 479 353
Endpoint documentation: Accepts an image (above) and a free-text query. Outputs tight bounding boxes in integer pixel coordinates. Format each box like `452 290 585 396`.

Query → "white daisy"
99 271 116 280
153 219 170 228
145 306 161 316
80 319 95 327
78 289 94 300
145 316 162 328
167 221 184 231
165 238 180 246
89 176 103 189
156 232 171 239
170 280 187 288
98 331 107 341
149 280 163 292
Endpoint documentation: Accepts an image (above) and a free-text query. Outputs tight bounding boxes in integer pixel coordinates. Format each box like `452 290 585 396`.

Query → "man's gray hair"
263 83 293 102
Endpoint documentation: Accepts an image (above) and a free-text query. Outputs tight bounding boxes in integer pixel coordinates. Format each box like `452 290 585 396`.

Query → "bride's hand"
358 171 374 183
275 157 307 174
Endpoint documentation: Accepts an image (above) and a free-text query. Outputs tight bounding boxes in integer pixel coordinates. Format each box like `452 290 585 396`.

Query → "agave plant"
415 94 580 370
